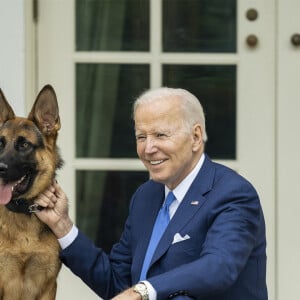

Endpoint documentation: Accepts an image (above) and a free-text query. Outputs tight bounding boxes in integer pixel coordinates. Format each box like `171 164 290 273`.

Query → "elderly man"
36 87 268 300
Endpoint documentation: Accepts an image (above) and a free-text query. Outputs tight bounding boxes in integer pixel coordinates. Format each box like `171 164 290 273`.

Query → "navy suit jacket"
60 155 268 299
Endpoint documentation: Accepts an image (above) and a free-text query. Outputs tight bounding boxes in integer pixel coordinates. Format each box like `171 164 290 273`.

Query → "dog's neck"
5 199 44 215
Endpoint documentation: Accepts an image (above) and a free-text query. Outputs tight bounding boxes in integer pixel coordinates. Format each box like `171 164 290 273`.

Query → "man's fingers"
53 181 65 198
36 191 57 208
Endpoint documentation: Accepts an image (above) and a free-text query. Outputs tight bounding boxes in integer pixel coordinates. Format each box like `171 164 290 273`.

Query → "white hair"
133 87 207 142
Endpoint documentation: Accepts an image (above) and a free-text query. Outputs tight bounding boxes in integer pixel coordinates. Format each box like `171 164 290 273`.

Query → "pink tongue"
0 184 13 205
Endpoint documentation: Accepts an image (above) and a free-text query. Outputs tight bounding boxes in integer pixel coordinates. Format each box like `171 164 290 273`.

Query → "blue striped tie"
139 191 176 280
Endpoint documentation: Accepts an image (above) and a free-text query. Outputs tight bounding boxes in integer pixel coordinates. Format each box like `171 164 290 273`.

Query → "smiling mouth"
149 160 164 165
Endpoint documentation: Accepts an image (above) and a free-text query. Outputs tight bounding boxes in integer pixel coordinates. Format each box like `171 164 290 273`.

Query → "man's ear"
191 124 203 151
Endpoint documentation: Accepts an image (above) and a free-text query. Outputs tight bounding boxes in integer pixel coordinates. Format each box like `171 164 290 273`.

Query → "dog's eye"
0 138 5 150
21 142 29 148
20 141 33 151
16 137 33 152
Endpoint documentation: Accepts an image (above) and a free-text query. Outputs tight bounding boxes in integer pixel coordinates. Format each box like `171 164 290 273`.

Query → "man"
36 87 268 299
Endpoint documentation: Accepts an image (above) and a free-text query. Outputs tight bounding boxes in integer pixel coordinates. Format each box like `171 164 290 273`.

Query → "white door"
30 0 277 299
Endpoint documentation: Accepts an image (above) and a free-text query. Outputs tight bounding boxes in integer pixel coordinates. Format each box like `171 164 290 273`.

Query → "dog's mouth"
0 174 32 205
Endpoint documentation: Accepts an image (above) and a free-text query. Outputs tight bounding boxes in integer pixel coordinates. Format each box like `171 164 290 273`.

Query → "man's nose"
144 136 157 153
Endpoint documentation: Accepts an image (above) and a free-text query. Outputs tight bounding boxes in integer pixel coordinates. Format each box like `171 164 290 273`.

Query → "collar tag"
28 203 44 213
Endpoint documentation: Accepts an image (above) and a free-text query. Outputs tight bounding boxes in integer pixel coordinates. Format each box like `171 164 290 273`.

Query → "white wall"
277 0 300 298
0 0 25 116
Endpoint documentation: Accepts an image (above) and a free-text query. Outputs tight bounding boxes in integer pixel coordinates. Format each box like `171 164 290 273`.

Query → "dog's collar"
5 198 44 215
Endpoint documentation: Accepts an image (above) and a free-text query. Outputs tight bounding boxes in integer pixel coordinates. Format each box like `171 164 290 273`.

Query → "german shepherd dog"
0 85 63 299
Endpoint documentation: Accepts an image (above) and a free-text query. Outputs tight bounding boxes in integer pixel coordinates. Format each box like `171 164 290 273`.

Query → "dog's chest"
0 208 61 299
0 207 61 268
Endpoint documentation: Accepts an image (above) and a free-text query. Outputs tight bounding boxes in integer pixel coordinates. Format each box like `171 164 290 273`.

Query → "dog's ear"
0 89 16 126
28 85 61 135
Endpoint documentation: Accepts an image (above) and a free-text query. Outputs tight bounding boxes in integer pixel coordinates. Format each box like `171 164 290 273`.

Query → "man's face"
134 97 203 190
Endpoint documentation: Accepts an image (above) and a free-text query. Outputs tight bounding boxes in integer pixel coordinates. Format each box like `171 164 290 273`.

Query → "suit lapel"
150 156 216 266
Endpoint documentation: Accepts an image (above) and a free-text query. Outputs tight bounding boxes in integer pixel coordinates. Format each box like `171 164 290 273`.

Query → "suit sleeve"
59 205 134 298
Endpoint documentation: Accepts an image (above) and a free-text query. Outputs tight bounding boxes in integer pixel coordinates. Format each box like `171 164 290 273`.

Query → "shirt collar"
165 153 205 203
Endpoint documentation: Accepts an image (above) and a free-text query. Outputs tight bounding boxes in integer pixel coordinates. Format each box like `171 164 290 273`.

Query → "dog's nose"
0 162 8 175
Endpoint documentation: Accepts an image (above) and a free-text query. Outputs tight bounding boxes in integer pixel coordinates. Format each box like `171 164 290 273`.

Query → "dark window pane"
163 0 237 53
76 0 150 51
76 63 150 158
76 170 149 251
163 65 236 159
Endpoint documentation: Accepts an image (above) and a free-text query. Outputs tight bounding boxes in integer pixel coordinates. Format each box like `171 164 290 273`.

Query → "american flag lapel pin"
190 200 199 205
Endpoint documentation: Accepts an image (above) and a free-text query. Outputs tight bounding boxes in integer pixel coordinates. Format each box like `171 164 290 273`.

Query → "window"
75 0 237 250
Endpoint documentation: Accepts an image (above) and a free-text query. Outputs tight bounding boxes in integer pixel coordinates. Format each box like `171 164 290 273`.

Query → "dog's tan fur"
0 85 62 299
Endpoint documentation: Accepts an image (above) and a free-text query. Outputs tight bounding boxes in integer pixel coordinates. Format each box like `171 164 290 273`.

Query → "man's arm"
35 182 133 298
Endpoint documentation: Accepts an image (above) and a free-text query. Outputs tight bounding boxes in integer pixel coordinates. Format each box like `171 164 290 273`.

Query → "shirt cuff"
141 281 157 300
58 224 79 249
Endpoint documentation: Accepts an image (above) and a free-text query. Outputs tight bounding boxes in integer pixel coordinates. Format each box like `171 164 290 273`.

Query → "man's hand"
111 287 142 300
35 181 73 238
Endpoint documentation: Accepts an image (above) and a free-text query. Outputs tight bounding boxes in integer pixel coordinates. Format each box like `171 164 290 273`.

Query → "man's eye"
156 133 166 138
136 136 146 141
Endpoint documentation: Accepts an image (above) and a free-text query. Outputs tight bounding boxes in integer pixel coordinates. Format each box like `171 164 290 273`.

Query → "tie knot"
164 191 176 209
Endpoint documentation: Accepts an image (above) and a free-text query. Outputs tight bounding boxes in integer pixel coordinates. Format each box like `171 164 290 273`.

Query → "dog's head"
0 85 63 205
